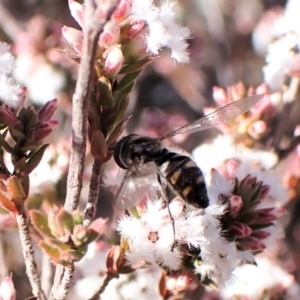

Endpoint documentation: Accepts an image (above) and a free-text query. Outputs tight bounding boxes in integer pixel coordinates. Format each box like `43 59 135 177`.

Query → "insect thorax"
114 134 163 169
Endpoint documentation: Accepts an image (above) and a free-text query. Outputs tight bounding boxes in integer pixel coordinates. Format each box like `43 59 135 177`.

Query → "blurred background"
2 0 300 298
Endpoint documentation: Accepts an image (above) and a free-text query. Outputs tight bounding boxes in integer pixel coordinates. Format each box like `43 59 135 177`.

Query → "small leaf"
115 70 141 93
20 144 49 178
14 157 26 176
90 131 107 162
119 57 154 74
6 176 25 206
97 77 113 108
30 210 54 238
0 131 16 155
0 192 18 214
57 208 74 234
107 116 131 146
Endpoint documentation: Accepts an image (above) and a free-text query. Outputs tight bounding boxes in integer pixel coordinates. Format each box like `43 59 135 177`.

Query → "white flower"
221 256 300 300
117 198 208 270
14 57 66 105
263 0 300 90
130 0 190 63
0 43 14 74
0 74 25 109
68 267 163 300
192 135 278 174
263 33 300 90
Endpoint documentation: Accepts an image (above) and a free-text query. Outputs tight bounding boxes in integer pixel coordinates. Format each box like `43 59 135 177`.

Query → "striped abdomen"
154 148 209 208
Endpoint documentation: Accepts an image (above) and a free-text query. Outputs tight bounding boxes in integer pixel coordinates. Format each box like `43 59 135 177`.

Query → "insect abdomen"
155 149 209 208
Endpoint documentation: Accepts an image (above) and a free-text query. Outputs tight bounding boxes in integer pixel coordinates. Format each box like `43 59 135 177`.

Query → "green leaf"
57 208 74 234
30 210 54 238
20 144 49 178
119 57 154 74
115 70 141 93
107 116 131 146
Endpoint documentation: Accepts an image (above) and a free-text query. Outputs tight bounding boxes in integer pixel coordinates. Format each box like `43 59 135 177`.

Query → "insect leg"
157 173 176 251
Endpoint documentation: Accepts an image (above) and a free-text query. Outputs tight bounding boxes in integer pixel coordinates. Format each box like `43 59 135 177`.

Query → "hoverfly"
113 95 263 210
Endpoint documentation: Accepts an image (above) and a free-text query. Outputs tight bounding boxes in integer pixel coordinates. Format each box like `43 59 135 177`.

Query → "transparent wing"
160 95 264 140
114 161 159 210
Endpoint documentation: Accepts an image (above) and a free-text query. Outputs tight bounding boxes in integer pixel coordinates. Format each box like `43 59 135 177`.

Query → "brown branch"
51 264 74 300
84 159 102 227
0 231 8 280
50 0 120 299
41 253 53 297
16 210 46 300
88 273 115 300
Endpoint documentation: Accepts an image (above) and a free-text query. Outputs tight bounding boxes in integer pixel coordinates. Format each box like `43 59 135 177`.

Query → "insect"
113 95 263 210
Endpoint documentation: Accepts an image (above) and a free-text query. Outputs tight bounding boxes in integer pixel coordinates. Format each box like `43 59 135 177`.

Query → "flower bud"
38 99 57 122
113 0 131 22
248 120 267 139
212 86 229 107
123 21 146 40
61 26 83 54
229 221 252 237
103 46 124 77
229 195 243 218
0 277 16 300
99 20 120 48
176 273 193 291
249 207 286 224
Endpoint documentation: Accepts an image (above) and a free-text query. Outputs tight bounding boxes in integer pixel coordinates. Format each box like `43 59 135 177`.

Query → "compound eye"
114 137 130 169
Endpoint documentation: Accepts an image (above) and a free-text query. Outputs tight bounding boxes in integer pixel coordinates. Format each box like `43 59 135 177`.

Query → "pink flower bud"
229 195 243 218
213 86 229 107
249 207 286 224
248 120 267 139
103 47 124 77
0 277 16 300
225 158 240 178
123 21 146 40
38 99 57 121
251 230 270 240
68 0 84 28
176 273 192 291
99 20 120 48
30 120 58 142
229 221 252 237
258 184 270 201
113 0 131 22
240 237 266 252
0 106 23 131
62 26 83 54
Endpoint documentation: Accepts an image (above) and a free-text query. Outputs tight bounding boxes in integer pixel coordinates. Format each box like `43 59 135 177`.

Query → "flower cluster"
263 0 300 90
63 0 190 79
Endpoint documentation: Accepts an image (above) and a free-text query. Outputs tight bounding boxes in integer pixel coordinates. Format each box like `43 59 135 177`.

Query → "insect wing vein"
160 94 264 140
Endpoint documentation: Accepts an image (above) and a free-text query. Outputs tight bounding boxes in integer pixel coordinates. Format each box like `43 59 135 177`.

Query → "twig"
16 210 46 300
50 1 119 299
84 159 102 227
0 231 8 280
41 253 53 297
88 273 115 300
51 265 74 300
